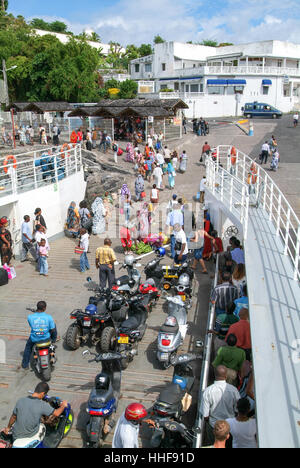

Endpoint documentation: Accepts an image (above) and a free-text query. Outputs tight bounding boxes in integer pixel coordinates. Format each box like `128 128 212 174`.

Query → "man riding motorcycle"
21 301 57 370
2 382 68 448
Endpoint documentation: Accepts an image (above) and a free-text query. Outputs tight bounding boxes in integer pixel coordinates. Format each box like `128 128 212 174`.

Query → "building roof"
23 102 74 113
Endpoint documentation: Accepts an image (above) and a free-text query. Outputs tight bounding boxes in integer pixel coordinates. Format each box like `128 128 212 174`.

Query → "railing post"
54 154 58 184
33 151 38 189
276 194 282 236
284 208 290 255
269 183 274 221
294 226 300 281
221 170 224 201
263 172 268 211
230 177 234 212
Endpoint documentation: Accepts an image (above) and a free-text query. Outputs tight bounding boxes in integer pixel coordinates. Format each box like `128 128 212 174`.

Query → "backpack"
113 144 118 152
57 128 61 136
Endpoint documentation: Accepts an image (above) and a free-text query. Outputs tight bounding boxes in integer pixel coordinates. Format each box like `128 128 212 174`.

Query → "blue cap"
172 194 177 200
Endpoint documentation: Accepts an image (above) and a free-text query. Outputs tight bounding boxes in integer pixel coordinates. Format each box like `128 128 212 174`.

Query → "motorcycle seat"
115 275 130 286
89 385 114 408
119 316 141 333
160 323 179 335
35 341 52 348
158 383 184 406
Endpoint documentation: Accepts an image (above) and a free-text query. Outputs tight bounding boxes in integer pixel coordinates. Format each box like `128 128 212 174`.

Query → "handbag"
74 246 84 254
117 148 123 156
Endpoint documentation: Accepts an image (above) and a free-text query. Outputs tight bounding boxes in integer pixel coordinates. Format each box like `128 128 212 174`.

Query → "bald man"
200 365 240 445
226 308 251 361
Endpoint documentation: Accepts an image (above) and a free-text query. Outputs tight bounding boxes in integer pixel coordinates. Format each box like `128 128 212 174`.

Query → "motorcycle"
82 349 136 448
157 297 189 368
0 394 73 448
144 252 194 292
149 419 195 448
112 255 142 296
152 353 201 421
26 307 57 382
114 294 149 368
65 287 128 352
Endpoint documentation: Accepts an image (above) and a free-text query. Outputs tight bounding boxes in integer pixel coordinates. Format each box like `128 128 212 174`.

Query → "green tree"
138 43 153 57
48 21 68 33
119 79 138 99
154 35 165 44
201 39 218 47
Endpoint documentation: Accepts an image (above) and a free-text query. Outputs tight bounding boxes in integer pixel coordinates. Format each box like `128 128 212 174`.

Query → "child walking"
79 228 90 273
38 238 49 276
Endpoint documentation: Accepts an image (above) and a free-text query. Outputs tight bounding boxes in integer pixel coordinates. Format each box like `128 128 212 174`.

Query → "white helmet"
124 254 135 267
178 273 190 287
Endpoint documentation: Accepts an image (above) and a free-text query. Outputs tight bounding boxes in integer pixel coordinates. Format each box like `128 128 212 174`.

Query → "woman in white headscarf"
91 197 106 235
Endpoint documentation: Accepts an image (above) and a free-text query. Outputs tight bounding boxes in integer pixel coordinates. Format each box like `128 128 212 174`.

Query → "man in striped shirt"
95 238 117 290
211 271 239 316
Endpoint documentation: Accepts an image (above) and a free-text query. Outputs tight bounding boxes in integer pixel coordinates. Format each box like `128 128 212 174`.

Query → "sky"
9 0 300 46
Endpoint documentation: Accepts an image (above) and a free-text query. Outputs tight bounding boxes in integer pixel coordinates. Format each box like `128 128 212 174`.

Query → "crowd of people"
0 116 261 449
200 232 256 449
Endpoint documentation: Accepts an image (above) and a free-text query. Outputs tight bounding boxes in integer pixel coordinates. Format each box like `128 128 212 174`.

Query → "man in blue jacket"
21 301 57 370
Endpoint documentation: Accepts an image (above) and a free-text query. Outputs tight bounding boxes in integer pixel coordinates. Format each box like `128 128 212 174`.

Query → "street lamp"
1 60 17 106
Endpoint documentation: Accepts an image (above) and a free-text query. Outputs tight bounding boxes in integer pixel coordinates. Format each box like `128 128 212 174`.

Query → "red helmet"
125 403 148 421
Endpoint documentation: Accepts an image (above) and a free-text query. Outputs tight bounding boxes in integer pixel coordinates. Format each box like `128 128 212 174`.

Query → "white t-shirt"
156 153 165 165
261 143 270 152
174 229 188 255
112 412 140 448
200 178 207 192
293 114 299 121
226 418 257 449
80 233 89 253
151 188 158 199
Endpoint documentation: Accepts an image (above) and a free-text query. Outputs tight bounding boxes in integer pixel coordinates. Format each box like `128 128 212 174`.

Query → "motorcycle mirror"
86 277 92 283
82 350 91 357
196 340 204 348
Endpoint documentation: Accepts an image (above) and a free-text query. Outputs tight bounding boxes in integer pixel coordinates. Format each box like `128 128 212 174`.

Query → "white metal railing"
194 254 219 448
206 65 300 76
0 143 82 200
206 155 250 239
212 145 300 281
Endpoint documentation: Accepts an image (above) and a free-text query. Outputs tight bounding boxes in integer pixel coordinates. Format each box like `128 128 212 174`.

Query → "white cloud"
24 0 300 46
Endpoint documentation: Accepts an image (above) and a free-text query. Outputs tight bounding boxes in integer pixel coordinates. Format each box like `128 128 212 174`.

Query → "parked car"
242 102 282 119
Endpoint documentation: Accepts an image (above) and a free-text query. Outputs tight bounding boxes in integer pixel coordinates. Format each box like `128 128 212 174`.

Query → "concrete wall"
0 170 86 259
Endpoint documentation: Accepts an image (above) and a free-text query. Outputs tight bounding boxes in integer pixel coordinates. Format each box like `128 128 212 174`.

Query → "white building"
33 29 114 55
130 40 300 118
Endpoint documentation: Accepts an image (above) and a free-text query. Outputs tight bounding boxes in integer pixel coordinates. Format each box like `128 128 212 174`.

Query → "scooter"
0 394 73 448
114 294 149 369
149 419 195 448
112 255 142 296
26 307 57 382
152 353 201 421
157 297 189 368
82 349 136 448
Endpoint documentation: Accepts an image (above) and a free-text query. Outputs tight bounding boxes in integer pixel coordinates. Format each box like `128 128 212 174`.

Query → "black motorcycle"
149 419 195 448
65 288 128 352
152 353 201 421
144 255 194 292
82 349 136 448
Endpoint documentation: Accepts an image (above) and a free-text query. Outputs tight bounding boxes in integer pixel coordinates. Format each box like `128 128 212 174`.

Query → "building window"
190 84 199 93
145 63 152 73
162 63 166 71
174 82 179 91
262 86 269 95
208 86 225 95
185 85 189 92
135 64 140 73
200 83 204 93
283 84 291 97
